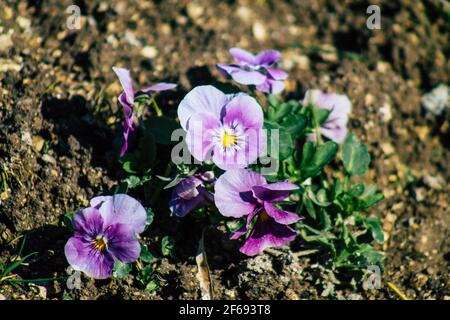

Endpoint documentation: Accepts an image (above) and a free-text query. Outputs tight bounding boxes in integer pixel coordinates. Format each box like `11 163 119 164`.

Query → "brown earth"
0 0 448 300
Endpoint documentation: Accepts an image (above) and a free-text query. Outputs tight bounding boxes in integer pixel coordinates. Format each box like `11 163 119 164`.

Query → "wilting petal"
175 176 203 200
90 194 147 235
72 207 104 240
214 169 266 218
169 189 207 218
264 202 301 225
255 50 282 66
142 82 177 92
229 69 267 86
216 63 242 77
104 223 141 263
230 48 257 65
186 112 221 161
65 236 115 279
120 123 131 157
239 216 297 256
222 94 264 130
113 66 134 105
266 67 288 80
251 181 298 203
178 85 228 130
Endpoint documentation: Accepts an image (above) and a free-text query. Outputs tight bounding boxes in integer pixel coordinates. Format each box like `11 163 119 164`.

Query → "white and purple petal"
214 169 266 218
178 85 229 131
104 223 141 263
239 216 297 256
229 48 257 66
251 181 298 203
142 82 177 92
65 236 115 279
90 194 147 235
112 66 134 105
255 50 282 66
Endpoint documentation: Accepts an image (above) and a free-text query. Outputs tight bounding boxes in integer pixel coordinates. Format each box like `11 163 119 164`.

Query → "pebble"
141 46 158 59
42 154 57 165
237 6 252 22
0 294 5 300
32 135 45 153
421 84 448 116
414 187 426 202
379 102 392 122
252 21 267 41
423 174 445 190
0 29 14 53
186 2 204 20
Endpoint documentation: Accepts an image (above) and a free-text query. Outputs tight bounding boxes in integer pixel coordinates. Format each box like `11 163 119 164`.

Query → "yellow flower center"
93 236 107 251
221 131 238 148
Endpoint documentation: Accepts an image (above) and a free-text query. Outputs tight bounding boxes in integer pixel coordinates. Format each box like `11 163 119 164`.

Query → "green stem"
308 91 322 145
151 96 163 117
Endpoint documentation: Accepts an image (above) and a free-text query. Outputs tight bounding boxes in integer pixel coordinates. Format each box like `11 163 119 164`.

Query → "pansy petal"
251 181 298 203
72 207 104 239
216 63 242 77
175 176 203 200
142 83 177 92
266 67 288 80
256 79 285 94
185 112 221 162
239 217 297 256
256 50 282 66
112 66 134 105
230 48 257 65
104 224 141 263
230 69 267 86
90 194 147 235
214 169 266 218
169 192 205 217
264 202 301 225
178 85 228 131
65 236 115 279
222 94 264 130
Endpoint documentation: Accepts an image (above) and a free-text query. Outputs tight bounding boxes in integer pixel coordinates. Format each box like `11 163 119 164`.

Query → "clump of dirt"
0 0 448 300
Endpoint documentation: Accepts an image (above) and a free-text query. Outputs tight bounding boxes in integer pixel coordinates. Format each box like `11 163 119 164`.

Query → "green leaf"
63 211 75 230
145 116 181 145
301 141 339 179
161 236 175 257
281 114 307 138
349 183 365 197
112 261 132 278
342 133 371 176
267 102 292 122
140 245 155 263
137 265 153 285
364 217 384 244
145 279 159 292
316 108 332 125
265 121 293 160
145 207 155 226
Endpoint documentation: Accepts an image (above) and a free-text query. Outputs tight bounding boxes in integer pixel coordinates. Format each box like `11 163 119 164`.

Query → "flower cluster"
65 47 372 281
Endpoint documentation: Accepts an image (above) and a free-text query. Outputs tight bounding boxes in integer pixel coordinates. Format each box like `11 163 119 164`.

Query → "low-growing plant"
63 47 384 288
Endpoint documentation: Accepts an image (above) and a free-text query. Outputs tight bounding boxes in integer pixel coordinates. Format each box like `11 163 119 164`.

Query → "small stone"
365 93 375 106
37 286 47 299
423 174 445 190
0 29 14 53
0 294 6 300
32 135 45 153
285 288 299 300
21 131 33 146
414 187 426 202
237 6 252 22
141 46 158 59
186 2 204 20
123 30 141 46
252 21 267 41
380 142 395 156
17 16 31 31
319 44 338 62
42 154 57 165
379 102 392 122
376 61 390 73
421 84 449 116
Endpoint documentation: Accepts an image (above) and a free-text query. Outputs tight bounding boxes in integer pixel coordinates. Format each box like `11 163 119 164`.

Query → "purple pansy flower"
169 171 215 217
112 66 177 156
178 85 266 170
64 194 147 279
216 48 288 94
214 169 301 256
302 89 352 144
